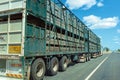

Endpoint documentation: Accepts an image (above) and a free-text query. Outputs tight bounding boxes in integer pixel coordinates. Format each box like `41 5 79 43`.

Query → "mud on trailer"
0 0 101 80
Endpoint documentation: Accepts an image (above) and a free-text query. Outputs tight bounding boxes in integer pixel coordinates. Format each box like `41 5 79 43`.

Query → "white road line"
85 56 109 80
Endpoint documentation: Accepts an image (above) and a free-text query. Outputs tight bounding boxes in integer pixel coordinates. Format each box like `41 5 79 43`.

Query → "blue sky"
61 0 120 50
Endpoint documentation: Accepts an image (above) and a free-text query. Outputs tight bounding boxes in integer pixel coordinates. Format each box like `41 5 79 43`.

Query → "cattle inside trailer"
0 0 101 80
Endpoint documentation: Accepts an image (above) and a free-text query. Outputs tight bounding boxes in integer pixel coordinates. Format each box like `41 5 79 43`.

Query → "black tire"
76 56 81 63
31 58 45 80
59 56 68 71
71 55 77 62
71 55 74 62
86 56 88 62
48 57 59 76
88 54 91 61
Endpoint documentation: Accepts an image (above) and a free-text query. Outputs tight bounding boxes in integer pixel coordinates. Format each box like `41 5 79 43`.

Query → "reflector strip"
11 64 22 67
9 45 21 54
6 73 22 78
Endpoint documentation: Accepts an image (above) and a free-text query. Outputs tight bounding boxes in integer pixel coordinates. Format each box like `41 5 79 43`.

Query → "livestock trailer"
0 0 101 80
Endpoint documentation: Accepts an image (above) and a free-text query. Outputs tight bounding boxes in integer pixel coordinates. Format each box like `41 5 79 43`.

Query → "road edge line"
85 56 108 80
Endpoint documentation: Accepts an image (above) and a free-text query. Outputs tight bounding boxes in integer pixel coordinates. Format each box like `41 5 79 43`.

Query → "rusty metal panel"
26 0 47 20
24 24 46 56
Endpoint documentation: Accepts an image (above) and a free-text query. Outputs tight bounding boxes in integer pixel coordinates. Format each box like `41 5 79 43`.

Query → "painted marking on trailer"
85 56 109 80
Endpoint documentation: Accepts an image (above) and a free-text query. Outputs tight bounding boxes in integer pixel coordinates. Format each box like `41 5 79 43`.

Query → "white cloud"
117 29 120 33
97 0 104 7
114 41 119 44
99 36 102 39
83 15 119 29
97 2 104 7
65 0 105 10
114 41 120 46
113 36 120 45
65 0 97 10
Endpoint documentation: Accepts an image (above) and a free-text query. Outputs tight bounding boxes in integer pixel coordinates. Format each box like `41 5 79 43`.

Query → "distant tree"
103 47 110 52
117 49 120 52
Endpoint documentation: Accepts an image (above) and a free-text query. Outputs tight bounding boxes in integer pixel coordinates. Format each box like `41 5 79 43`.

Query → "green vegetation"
117 49 120 52
103 47 110 52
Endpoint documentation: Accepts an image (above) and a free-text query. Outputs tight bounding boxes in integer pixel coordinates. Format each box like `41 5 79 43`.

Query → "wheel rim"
63 59 67 68
53 61 58 72
79 56 81 62
36 63 44 77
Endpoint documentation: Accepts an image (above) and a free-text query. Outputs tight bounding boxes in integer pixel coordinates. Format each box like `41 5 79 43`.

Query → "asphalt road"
43 53 120 80
89 53 120 80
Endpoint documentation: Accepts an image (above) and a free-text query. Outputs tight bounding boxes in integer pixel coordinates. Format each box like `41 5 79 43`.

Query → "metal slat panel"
0 33 8 44
10 20 22 32
0 22 8 33
0 45 7 54
0 0 24 12
9 33 22 43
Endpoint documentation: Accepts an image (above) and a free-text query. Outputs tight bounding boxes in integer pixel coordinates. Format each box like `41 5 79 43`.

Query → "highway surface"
43 53 120 80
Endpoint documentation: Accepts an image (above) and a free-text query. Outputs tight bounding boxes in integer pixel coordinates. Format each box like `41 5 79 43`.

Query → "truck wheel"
77 55 86 63
71 55 75 62
48 57 59 76
31 58 45 80
88 54 91 61
77 56 81 63
59 56 68 71
86 56 88 62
